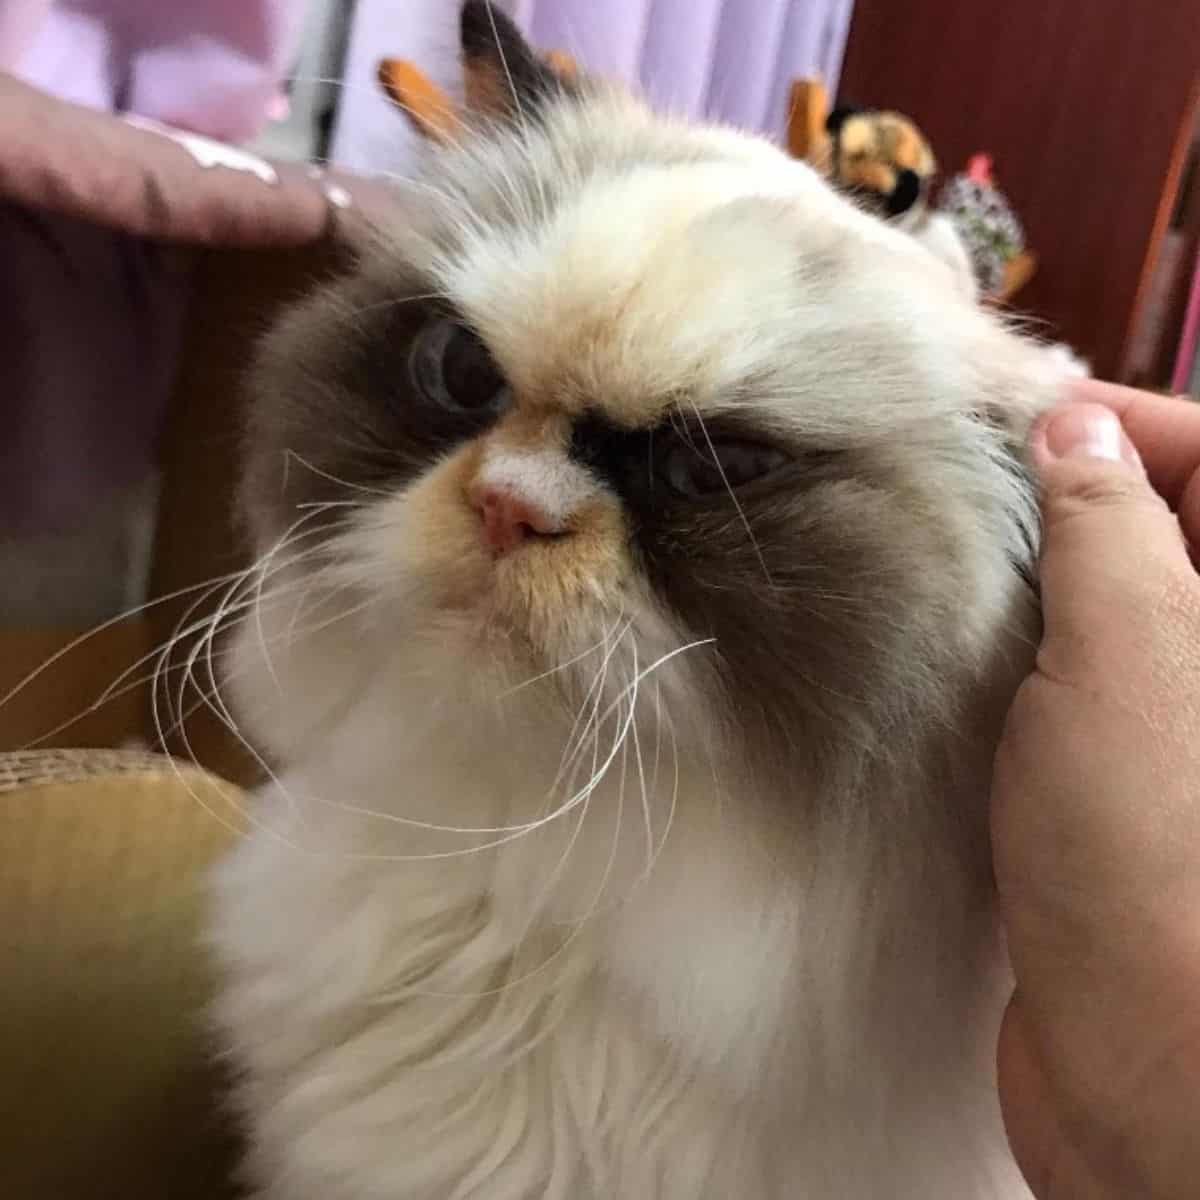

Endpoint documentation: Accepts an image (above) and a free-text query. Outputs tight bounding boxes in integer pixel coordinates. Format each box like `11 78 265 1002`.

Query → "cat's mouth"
416 532 605 619
481 529 575 564
420 531 629 662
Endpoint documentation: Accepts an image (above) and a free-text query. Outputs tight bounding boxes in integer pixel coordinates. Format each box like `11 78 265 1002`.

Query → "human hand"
992 379 1200 1198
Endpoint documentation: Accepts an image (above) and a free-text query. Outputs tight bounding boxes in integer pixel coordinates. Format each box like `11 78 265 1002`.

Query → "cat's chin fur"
209 579 1032 1199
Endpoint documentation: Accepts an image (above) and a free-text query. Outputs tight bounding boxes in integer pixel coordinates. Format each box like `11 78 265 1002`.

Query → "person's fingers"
992 398 1200 1197
996 998 1063 1198
1027 402 1194 691
1065 379 1200 503
1065 379 1200 546
996 998 1118 1199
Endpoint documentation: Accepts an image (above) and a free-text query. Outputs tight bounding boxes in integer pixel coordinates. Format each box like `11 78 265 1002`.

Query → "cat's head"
233 3 1058 799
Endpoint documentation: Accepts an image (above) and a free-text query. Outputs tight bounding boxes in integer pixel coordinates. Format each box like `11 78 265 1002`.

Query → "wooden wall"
838 0 1199 380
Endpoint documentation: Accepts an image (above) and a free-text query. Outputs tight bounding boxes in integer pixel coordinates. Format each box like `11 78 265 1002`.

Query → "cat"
208 5 1068 1196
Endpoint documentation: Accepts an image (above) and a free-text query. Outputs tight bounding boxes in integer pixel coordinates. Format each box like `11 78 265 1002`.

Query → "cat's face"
235 9 1055 784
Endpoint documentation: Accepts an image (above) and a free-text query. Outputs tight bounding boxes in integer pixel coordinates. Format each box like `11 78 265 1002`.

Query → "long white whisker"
493 622 617 701
687 399 774 586
283 450 392 497
416 652 643 999
583 636 716 739
13 512 342 748
551 617 632 783
16 572 247 750
339 291 452 321
643 696 681 883
629 683 653 876
326 627 635 867
148 575 303 851
483 1 527 130
251 508 339 695
0 567 268 717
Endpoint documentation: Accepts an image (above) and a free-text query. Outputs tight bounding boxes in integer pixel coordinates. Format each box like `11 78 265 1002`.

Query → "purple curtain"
0 0 305 539
332 0 855 171
525 0 854 136
2 0 306 142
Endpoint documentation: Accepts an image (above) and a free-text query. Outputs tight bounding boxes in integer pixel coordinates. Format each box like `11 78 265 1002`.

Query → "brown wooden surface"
1124 228 1197 386
1124 81 1200 384
148 243 342 786
0 622 151 751
0 247 340 768
838 0 1200 380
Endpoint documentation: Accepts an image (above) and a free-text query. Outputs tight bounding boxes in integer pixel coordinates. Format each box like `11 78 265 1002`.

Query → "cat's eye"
408 318 510 414
660 438 788 498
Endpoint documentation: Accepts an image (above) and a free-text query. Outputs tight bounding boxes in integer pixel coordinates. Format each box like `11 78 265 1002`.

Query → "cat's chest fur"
208 736 1029 1200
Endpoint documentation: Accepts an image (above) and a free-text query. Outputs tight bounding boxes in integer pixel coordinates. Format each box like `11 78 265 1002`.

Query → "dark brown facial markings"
232 0 1044 821
244 270 806 555
239 272 512 544
244 281 1031 792
567 411 947 762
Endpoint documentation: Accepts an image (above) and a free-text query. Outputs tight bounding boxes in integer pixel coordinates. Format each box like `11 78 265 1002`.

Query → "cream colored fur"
207 87 1071 1199
900 207 980 301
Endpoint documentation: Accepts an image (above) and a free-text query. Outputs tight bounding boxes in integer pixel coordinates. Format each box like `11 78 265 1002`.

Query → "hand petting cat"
993 379 1200 1200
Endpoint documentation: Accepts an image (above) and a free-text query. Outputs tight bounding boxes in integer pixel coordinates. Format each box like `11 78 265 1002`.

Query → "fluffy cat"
209 5 1068 1196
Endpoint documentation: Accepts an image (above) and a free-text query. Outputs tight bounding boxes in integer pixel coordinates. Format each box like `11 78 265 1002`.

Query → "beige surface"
0 750 245 1197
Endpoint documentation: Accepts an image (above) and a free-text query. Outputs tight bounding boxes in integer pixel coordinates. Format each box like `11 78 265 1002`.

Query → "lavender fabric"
2 0 306 142
0 207 186 537
331 0 463 179
526 0 854 131
332 0 856 172
1 1 305 538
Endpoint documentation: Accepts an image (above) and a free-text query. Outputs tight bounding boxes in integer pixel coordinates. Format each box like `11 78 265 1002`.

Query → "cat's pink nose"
470 483 562 556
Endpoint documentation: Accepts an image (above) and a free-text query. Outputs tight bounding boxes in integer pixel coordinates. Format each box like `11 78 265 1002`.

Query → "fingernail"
1040 403 1141 468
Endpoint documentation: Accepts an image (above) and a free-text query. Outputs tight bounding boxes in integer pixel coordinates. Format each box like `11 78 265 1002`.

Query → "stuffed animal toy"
937 153 1027 296
824 105 936 220
821 103 977 300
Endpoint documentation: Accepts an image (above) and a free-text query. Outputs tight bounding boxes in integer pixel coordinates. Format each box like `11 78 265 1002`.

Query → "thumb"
1030 402 1192 684
993 402 1200 1199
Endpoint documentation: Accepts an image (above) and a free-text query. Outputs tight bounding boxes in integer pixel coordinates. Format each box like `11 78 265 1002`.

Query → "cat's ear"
460 1 572 122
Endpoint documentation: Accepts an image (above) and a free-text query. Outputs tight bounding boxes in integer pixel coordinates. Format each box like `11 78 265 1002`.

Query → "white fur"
207 88 1050 1199
902 208 980 301
477 448 598 528
211 622 1029 1199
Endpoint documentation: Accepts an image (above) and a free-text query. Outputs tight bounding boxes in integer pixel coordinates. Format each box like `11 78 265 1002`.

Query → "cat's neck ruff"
213 657 1022 1197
